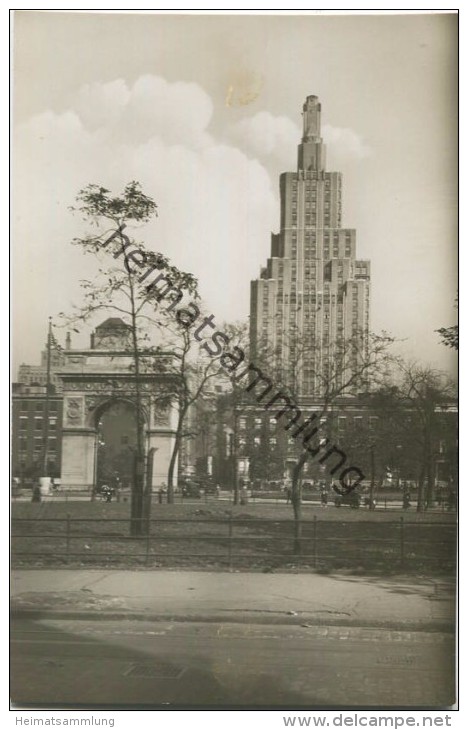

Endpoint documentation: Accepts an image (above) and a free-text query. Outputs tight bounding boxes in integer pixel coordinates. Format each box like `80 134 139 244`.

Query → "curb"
10 607 455 633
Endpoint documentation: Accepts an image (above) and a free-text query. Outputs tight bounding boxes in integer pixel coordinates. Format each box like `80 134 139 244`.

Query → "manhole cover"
41 659 65 668
124 662 185 679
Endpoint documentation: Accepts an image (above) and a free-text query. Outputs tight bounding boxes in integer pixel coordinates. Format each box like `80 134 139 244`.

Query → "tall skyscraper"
250 95 370 397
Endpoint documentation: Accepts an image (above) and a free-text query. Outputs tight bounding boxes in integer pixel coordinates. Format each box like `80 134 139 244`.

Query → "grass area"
11 500 456 574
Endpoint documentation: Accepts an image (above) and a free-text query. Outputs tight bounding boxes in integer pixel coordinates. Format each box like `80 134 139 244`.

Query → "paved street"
11 617 455 708
11 569 456 708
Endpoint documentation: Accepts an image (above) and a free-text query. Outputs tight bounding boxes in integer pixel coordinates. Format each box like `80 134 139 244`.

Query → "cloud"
226 111 372 171
13 76 277 366
225 111 300 171
322 124 372 161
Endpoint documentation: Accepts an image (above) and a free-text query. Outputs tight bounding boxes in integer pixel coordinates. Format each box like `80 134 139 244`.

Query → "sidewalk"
11 569 455 631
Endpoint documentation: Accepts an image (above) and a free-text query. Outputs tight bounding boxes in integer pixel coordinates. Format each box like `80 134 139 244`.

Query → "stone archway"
57 319 180 493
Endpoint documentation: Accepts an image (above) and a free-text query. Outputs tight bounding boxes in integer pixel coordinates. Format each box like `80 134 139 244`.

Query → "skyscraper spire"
301 95 322 142
298 95 326 172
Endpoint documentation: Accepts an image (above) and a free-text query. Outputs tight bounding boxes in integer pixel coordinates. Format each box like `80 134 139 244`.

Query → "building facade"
250 95 370 396
17 333 70 391
12 382 63 480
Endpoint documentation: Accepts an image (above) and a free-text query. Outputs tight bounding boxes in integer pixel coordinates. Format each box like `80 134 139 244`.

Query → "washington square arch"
57 318 179 492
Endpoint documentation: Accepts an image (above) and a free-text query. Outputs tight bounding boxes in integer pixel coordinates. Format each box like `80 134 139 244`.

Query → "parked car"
334 490 361 508
181 482 201 498
95 483 115 502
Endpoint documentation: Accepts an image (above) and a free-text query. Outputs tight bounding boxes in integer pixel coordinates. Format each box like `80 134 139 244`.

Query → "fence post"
313 514 318 569
400 515 405 568
65 513 71 564
228 513 233 571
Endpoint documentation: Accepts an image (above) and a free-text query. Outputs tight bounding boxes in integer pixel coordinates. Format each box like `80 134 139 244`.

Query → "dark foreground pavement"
11 570 456 708
11 618 455 708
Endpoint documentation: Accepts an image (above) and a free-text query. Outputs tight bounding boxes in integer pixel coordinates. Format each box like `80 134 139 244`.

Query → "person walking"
321 486 328 507
402 489 411 510
31 482 41 503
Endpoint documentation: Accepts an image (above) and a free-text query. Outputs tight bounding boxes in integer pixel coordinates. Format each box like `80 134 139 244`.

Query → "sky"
12 11 458 375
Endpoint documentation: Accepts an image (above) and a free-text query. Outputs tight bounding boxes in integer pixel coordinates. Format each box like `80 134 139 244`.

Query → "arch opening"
95 400 138 490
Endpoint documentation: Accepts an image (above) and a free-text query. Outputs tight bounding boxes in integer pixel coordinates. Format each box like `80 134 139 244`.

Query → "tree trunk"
369 445 376 510
425 440 435 510
128 279 147 537
232 413 239 505
417 463 426 513
167 433 180 504
291 450 308 554
167 398 189 504
131 453 147 536
291 485 303 554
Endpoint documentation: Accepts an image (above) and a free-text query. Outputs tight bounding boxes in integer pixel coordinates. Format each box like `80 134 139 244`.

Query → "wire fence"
11 514 456 572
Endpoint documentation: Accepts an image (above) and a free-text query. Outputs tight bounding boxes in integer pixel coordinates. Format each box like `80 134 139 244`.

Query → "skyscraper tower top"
302 95 322 142
299 95 325 172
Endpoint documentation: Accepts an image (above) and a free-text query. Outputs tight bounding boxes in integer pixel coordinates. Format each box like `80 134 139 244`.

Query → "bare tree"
383 362 457 512
219 322 253 505
156 320 225 504
67 182 197 534
265 326 396 551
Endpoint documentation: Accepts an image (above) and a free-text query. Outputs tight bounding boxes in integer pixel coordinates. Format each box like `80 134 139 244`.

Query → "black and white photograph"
10 9 458 717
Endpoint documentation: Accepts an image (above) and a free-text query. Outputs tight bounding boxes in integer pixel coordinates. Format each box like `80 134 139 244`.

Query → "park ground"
11 498 456 574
